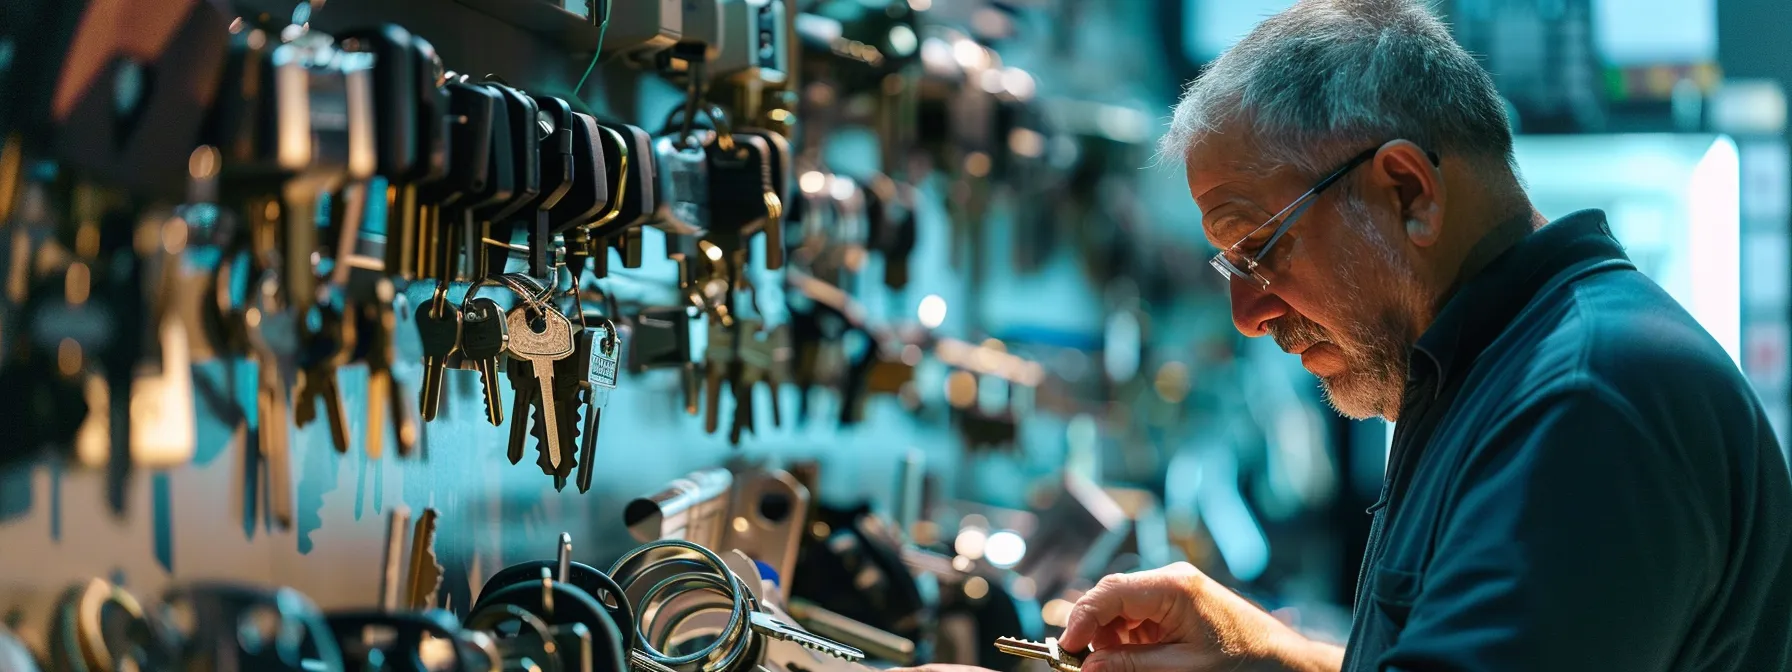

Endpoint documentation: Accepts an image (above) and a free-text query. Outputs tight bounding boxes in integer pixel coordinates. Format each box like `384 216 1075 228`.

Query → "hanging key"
417 81 501 281
360 279 417 458
461 297 510 427
868 174 919 290
541 322 587 486
524 94 579 277
734 318 787 432
628 305 699 415
702 128 778 272
289 35 376 317
555 114 616 283
576 122 633 279
504 356 536 465
727 351 756 445
653 130 711 298
596 122 659 270
243 273 299 530
735 127 792 269
338 25 447 282
471 82 538 280
703 316 738 435
506 305 576 470
415 287 461 421
575 320 621 493
292 302 354 453
550 113 612 237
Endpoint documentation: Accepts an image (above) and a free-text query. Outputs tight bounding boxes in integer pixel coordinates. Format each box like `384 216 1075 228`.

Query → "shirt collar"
1410 209 1634 389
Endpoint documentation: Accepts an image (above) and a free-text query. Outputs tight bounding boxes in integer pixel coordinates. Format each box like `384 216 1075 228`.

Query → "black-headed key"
736 128 792 269
558 114 618 282
471 83 538 280
597 122 660 269
526 95 579 277
703 132 779 277
461 297 509 427
293 303 352 453
551 113 612 236
443 81 515 282
338 25 444 282
415 288 460 422
578 122 630 279
628 305 698 415
504 358 535 465
416 82 497 280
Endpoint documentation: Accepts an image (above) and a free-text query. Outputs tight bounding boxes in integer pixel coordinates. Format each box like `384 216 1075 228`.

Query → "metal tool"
994 637 1084 672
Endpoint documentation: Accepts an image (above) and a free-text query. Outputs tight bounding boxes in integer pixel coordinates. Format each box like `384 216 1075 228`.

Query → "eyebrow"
1200 199 1268 244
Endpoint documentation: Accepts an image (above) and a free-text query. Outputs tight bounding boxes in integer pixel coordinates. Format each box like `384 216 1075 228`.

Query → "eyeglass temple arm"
1249 149 1439 264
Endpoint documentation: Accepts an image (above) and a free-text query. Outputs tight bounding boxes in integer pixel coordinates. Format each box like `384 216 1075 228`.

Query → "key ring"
608 540 751 672
464 274 553 319
501 273 557 314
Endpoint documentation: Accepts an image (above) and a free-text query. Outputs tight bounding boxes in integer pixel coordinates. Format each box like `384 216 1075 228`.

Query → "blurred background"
0 0 1786 666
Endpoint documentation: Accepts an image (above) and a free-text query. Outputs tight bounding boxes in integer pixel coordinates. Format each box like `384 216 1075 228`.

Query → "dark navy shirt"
1339 210 1792 671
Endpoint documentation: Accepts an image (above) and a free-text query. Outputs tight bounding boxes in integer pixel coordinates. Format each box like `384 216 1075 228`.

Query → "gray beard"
1270 195 1422 420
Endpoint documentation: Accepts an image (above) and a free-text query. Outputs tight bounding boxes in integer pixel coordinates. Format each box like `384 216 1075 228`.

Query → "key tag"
590 319 622 394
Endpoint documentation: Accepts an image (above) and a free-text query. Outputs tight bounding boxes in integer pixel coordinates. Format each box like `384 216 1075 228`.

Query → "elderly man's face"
1188 131 1425 419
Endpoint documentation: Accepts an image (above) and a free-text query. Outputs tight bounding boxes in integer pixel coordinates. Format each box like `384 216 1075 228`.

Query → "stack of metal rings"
608 539 762 672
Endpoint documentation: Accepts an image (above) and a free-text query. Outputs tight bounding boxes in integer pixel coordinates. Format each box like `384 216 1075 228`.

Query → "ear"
1368 139 1445 248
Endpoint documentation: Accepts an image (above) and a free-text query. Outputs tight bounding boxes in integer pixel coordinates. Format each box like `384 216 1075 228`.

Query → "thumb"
1081 644 1227 672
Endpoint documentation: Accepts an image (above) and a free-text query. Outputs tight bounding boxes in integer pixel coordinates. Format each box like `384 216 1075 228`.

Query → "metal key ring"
634 572 756 672
499 273 558 317
465 274 553 319
50 579 160 672
608 540 750 671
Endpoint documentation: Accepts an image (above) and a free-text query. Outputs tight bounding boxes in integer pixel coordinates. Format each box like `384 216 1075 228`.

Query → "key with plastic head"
415 286 460 421
461 297 510 427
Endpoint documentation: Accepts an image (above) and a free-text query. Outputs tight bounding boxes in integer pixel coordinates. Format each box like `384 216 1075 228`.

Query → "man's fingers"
1081 644 1225 672
1060 565 1198 651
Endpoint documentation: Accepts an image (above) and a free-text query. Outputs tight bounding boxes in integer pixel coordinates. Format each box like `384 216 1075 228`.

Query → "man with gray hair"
896 0 1792 670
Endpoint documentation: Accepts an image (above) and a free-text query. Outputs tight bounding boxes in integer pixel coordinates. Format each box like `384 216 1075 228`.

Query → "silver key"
244 280 297 530
749 611 865 661
994 637 1084 672
506 307 575 470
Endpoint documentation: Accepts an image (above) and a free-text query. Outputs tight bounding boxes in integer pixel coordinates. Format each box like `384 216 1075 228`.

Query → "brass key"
506 306 575 470
995 637 1084 672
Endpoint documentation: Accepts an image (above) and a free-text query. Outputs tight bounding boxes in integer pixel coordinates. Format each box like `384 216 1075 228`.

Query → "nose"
1229 280 1289 338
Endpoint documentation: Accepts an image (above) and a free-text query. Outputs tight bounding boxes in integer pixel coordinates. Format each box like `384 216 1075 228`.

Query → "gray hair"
1160 0 1513 176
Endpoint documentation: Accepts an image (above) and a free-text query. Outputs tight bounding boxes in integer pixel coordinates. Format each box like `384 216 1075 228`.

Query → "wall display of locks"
0 0 1226 670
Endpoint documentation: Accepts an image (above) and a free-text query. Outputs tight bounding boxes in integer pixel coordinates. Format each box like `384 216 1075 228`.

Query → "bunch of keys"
996 637 1085 672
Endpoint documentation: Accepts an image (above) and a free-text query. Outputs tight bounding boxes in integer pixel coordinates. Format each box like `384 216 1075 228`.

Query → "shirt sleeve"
1379 383 1722 672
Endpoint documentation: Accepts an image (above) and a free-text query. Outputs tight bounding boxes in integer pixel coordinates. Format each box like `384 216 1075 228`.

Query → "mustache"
1269 316 1330 353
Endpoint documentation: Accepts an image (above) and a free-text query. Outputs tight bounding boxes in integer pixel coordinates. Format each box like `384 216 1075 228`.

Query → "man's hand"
1060 563 1342 672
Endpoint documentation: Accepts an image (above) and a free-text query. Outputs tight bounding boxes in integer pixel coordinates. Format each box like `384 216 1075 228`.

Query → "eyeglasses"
1208 146 1439 291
